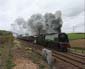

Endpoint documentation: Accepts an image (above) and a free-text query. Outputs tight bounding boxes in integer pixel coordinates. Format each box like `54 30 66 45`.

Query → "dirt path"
13 58 38 69
13 40 38 69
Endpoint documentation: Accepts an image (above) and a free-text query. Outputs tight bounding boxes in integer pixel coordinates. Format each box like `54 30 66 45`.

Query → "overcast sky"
0 0 84 33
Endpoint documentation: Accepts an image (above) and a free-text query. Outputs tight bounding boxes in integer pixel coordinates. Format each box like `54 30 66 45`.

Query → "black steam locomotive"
18 33 70 52
35 33 70 52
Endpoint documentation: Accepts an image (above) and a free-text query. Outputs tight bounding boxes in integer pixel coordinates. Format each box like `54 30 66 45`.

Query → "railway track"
34 45 85 69
19 40 85 69
28 43 85 68
53 51 85 63
67 52 85 59
53 51 85 69
70 52 85 57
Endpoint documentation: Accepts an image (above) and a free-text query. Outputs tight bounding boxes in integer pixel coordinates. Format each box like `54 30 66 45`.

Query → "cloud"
62 11 85 33
0 0 84 33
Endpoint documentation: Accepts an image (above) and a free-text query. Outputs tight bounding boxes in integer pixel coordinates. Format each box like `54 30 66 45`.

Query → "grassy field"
68 33 85 40
68 33 85 53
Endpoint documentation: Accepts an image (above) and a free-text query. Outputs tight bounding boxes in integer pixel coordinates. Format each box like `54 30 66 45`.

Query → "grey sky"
0 0 84 32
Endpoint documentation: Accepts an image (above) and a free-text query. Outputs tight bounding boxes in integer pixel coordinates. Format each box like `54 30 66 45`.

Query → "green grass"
68 33 85 40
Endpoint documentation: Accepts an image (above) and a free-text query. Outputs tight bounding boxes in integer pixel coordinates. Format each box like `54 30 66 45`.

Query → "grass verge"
25 47 48 69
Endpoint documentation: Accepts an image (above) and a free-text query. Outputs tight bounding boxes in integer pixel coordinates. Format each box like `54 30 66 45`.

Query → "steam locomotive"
18 33 70 52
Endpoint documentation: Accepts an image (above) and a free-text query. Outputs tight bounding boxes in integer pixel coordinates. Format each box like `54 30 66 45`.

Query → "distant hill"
0 30 12 36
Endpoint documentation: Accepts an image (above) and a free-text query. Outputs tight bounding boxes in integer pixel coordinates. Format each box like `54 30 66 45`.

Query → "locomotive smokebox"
58 33 71 52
